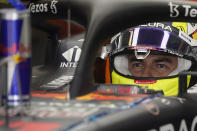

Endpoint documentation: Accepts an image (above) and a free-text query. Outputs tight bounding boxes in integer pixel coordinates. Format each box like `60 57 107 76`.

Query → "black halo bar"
178 71 197 97
28 0 197 98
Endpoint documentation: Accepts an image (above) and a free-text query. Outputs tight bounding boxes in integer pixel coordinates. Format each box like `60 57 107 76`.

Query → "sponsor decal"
172 22 197 45
172 22 197 41
29 3 48 13
131 46 157 50
0 43 17 54
179 31 193 45
169 2 179 17
188 23 197 35
134 80 157 84
172 22 188 33
149 116 197 131
0 43 31 57
140 23 172 32
50 0 58 14
188 23 197 40
40 75 73 89
164 49 183 57
169 2 197 18
29 0 58 14
13 54 27 64
60 46 81 68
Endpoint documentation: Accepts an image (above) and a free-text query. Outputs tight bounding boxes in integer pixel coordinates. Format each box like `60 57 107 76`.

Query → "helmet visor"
110 27 194 59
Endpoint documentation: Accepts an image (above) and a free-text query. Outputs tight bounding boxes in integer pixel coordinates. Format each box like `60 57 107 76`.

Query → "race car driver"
101 22 197 96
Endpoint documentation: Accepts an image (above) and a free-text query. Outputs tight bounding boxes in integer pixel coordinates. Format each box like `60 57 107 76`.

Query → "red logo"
19 43 31 53
131 46 157 50
0 43 31 54
0 43 17 54
134 80 157 84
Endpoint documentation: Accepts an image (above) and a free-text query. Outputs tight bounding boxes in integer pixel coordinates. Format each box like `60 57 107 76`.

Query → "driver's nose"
141 67 153 77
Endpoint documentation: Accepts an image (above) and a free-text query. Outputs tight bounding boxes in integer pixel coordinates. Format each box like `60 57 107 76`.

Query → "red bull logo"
0 43 18 55
0 19 22 56
0 42 31 57
0 9 31 106
13 54 26 64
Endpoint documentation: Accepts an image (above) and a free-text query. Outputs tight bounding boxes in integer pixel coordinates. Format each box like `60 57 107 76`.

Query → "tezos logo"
29 0 58 14
60 46 81 68
169 2 197 18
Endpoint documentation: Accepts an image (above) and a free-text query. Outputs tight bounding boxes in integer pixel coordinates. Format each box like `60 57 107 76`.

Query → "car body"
1 0 197 130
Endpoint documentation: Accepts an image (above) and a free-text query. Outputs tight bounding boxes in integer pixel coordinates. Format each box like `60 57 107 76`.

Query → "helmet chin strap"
168 57 192 76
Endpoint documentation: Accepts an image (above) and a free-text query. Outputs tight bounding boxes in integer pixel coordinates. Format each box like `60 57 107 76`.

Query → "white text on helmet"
140 23 172 32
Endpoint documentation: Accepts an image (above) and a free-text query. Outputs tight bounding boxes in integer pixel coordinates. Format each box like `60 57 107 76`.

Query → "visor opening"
134 49 150 59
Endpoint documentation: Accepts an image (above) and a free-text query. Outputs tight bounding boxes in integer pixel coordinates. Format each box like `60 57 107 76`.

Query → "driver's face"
128 54 178 77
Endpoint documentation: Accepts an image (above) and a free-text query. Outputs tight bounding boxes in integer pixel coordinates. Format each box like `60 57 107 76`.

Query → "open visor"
111 27 194 77
110 27 195 60
113 54 192 77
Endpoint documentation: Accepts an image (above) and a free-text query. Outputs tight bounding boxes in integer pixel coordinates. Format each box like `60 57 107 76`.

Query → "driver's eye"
131 62 144 71
156 64 168 70
133 63 142 67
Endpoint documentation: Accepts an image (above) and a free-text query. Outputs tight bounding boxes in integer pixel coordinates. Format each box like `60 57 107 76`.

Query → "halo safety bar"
28 0 197 98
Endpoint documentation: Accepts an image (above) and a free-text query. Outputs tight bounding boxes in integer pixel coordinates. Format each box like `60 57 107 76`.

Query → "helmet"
103 22 197 96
